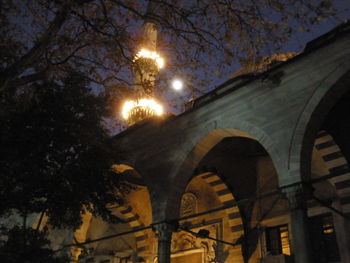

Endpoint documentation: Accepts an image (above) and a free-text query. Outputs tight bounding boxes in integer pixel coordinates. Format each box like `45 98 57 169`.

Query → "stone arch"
289 70 350 182
68 163 153 262
70 203 150 262
112 204 150 255
157 121 282 223
310 130 350 262
177 171 245 263
113 163 146 186
173 133 279 263
283 69 350 263
199 172 244 244
178 120 284 177
313 131 350 214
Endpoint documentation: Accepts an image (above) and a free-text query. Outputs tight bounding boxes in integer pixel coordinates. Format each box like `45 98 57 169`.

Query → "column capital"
283 184 312 210
153 222 177 263
70 246 83 263
152 221 177 241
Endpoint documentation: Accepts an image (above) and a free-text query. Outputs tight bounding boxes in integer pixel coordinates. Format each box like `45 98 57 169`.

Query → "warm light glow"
122 98 163 120
134 49 165 68
172 79 183 91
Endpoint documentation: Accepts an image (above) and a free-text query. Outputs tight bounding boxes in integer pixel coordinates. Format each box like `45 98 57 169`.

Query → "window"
309 213 340 262
180 192 197 217
265 225 290 256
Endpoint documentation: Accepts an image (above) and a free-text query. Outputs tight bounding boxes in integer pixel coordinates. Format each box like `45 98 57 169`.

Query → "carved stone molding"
180 192 197 217
283 184 310 210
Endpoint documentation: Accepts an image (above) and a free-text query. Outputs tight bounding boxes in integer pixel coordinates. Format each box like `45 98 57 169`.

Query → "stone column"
332 201 350 263
284 184 313 263
153 222 175 263
70 246 83 263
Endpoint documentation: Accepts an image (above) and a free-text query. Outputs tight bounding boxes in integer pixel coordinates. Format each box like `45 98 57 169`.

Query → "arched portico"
61 163 154 263
151 128 287 263
287 70 350 263
170 172 245 263
289 70 350 183
150 123 285 224
313 131 350 262
112 24 350 263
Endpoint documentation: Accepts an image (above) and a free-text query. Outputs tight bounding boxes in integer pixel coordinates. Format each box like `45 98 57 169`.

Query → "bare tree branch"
0 3 70 92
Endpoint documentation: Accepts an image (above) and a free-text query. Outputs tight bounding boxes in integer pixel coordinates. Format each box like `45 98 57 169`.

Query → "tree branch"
9 71 48 88
0 3 70 93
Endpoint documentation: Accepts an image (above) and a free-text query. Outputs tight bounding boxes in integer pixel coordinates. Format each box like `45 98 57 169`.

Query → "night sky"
5 0 350 132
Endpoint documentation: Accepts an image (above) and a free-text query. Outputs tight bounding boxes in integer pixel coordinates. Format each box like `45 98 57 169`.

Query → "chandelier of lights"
120 15 166 127
122 47 165 126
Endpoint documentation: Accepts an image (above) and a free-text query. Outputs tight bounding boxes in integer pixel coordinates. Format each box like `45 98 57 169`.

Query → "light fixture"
134 48 164 69
122 98 164 125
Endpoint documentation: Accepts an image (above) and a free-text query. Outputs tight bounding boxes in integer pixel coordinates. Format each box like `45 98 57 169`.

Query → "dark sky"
160 0 350 117
8 1 350 132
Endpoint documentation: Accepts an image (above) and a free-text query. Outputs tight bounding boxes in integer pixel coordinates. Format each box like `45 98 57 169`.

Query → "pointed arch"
314 131 350 214
289 70 350 182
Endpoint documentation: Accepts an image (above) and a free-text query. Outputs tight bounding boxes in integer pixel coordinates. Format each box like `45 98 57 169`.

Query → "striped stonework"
112 205 149 255
314 131 350 214
200 172 244 262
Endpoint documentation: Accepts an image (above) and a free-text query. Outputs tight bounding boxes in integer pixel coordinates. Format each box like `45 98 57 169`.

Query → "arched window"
180 192 197 217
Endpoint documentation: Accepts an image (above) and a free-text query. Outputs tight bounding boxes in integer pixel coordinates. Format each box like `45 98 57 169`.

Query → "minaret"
134 21 159 96
122 4 164 126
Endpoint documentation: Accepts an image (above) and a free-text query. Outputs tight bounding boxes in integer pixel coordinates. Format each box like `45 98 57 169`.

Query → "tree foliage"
0 226 68 262
0 0 342 105
0 71 130 229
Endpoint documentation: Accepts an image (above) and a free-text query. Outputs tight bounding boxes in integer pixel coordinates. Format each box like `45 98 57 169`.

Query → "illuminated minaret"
134 21 162 96
122 4 164 126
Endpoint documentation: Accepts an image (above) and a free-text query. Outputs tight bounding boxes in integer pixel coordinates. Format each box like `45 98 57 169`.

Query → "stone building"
13 22 350 263
64 22 350 263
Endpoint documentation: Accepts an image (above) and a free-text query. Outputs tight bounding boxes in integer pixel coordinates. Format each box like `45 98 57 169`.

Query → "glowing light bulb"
134 49 165 69
122 98 164 120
